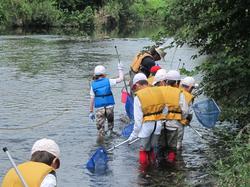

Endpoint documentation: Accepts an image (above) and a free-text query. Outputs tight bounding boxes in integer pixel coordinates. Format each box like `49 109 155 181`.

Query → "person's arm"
179 93 189 118
109 70 124 87
128 97 143 140
89 87 95 112
40 174 56 187
115 68 124 83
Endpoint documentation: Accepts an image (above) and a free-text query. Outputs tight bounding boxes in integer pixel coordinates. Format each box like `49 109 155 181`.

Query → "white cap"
181 76 195 87
153 69 167 85
155 47 167 60
31 138 60 158
132 73 147 86
94 65 106 75
166 70 181 80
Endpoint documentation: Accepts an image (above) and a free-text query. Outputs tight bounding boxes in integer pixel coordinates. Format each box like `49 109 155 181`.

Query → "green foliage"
0 0 61 27
199 51 250 125
162 0 250 126
131 0 168 23
56 0 99 12
0 1 6 24
29 0 61 27
211 128 250 187
60 6 94 29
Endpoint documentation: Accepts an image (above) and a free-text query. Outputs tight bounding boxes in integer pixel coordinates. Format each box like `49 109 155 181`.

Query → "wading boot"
139 150 149 173
166 150 176 163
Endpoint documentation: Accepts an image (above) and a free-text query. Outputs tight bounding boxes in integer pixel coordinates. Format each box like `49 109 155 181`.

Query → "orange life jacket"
130 52 153 73
136 87 165 122
159 86 182 120
1 161 54 187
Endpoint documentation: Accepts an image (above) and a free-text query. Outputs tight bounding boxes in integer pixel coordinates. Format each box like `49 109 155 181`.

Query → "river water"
0 35 213 186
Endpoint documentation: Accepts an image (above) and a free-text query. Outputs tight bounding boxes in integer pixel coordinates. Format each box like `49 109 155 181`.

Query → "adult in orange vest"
129 47 166 94
2 138 60 187
130 46 166 78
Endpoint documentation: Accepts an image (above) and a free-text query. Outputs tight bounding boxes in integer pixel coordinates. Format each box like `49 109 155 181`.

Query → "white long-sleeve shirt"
129 96 162 140
40 174 56 187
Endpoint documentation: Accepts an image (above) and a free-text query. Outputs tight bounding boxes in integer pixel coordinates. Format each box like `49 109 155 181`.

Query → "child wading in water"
89 63 124 138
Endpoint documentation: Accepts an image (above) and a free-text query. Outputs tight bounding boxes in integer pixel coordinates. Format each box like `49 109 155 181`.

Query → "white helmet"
166 70 181 80
132 73 147 86
181 76 195 87
94 65 106 75
153 69 167 85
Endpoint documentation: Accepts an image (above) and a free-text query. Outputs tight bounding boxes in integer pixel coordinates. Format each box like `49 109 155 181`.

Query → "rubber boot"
139 150 149 165
139 150 149 173
167 150 176 163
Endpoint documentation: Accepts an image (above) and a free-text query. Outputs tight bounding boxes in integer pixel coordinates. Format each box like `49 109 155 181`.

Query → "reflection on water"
0 35 213 186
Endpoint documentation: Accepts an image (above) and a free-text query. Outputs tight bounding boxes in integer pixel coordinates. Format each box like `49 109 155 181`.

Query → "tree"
163 0 250 126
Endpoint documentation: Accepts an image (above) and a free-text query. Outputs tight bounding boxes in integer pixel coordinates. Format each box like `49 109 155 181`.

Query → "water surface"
0 35 212 186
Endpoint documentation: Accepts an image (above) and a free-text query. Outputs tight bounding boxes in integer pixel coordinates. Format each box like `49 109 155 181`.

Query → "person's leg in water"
166 128 178 163
139 137 151 173
95 108 106 141
176 123 184 150
157 128 167 161
148 134 159 165
106 107 117 136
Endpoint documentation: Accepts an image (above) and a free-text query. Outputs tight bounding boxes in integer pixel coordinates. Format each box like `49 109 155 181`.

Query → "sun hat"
155 47 167 60
94 65 106 75
132 73 147 86
153 69 167 85
181 76 195 87
166 70 181 80
31 138 60 158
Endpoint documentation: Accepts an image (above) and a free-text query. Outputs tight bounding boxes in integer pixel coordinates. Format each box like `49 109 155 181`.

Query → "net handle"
107 139 130 152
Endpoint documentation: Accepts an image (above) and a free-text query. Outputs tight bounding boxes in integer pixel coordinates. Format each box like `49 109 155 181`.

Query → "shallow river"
0 35 213 186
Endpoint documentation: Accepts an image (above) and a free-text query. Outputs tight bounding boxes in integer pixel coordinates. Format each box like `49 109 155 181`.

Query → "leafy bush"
162 0 250 126
60 6 94 29
0 0 61 27
212 130 250 187
29 0 61 27
130 0 168 23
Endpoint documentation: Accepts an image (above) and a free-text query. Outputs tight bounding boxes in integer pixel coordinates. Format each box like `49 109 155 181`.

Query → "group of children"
89 46 197 170
1 46 197 186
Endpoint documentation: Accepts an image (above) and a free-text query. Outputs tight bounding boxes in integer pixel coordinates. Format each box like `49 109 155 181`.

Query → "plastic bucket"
121 88 129 103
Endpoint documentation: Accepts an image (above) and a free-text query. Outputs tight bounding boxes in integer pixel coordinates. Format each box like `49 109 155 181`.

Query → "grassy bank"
211 125 250 187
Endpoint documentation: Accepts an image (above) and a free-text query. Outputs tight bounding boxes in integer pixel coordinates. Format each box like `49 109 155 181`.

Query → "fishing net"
193 99 221 128
125 95 134 121
121 123 134 138
86 147 108 172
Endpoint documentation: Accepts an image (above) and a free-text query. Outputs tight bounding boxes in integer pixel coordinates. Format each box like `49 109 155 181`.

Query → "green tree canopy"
163 0 250 126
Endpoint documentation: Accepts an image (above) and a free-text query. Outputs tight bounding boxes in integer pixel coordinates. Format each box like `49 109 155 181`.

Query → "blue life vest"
92 78 115 108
